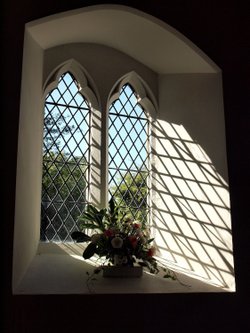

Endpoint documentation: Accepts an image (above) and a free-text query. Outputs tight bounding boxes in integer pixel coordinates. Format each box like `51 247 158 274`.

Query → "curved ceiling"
27 5 219 74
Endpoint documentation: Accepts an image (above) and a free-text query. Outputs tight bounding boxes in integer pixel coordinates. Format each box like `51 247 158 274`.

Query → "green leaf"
79 222 100 230
109 197 115 214
87 204 99 213
163 274 171 279
147 238 154 244
79 206 107 231
71 231 91 242
79 212 97 222
83 242 97 259
95 212 105 225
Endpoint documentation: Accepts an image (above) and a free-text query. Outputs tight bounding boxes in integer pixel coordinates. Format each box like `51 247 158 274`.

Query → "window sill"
13 243 229 294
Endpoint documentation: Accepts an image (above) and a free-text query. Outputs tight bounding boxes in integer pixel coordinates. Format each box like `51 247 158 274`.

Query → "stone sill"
13 243 231 294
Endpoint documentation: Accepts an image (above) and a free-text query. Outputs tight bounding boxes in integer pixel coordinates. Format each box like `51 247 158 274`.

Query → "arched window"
40 72 91 242
108 84 151 225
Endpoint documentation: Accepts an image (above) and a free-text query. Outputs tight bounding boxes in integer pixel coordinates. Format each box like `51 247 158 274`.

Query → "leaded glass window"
40 72 91 242
108 84 151 225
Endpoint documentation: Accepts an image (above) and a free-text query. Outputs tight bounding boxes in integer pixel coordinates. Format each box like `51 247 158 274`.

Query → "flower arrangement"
71 198 161 275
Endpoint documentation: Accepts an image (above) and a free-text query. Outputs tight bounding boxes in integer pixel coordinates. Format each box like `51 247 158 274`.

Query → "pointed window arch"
41 71 92 241
108 83 151 224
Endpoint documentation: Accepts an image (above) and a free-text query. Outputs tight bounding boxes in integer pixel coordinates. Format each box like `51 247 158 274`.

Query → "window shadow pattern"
151 120 234 290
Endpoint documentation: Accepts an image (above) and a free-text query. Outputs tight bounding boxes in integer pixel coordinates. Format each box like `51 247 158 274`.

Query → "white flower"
111 236 123 248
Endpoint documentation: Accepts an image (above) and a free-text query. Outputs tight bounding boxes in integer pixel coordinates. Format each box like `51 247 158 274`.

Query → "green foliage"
71 231 91 243
43 105 75 152
71 198 160 274
83 242 97 259
78 197 118 232
110 170 149 224
42 152 87 202
41 151 88 241
72 198 178 282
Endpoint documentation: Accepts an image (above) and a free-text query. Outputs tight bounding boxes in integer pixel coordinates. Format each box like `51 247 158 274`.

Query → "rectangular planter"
102 265 143 278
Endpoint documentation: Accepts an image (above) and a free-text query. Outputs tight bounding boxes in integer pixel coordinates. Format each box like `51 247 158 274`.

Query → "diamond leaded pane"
40 72 91 242
108 84 150 225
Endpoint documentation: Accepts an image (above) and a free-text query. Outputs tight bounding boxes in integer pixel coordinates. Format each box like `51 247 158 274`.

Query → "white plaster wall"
43 43 158 111
158 74 228 179
152 74 234 290
13 32 44 291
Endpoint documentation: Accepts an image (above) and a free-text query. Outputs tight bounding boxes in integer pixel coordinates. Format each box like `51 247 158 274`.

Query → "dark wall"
2 0 250 332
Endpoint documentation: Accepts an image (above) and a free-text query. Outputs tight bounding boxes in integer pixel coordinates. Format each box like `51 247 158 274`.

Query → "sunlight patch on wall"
151 120 234 290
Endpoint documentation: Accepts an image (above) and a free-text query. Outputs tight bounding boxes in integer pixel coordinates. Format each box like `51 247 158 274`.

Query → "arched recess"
13 4 234 293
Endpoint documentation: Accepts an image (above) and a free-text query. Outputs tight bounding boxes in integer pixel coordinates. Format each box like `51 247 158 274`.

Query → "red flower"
104 229 114 237
128 235 138 249
147 247 156 257
133 223 140 229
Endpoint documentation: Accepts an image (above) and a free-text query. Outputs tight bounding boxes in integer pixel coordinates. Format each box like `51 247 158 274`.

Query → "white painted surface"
15 250 227 294
27 5 219 74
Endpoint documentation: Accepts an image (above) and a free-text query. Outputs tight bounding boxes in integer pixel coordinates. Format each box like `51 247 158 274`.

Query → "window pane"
40 72 91 242
108 84 150 225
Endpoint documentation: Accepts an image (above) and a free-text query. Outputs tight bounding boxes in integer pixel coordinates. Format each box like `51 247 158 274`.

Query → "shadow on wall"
151 120 234 290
